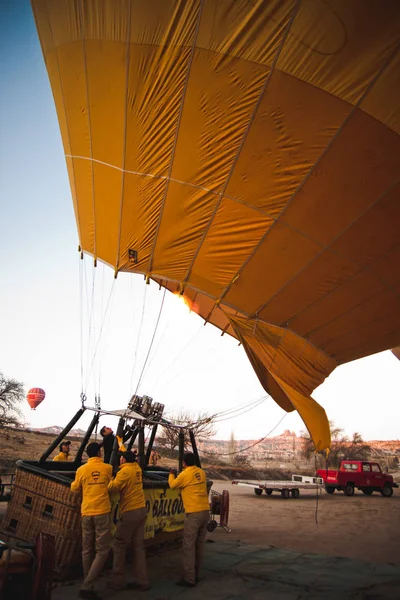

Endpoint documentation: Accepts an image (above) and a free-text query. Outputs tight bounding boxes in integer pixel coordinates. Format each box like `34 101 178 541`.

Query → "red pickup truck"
316 461 398 497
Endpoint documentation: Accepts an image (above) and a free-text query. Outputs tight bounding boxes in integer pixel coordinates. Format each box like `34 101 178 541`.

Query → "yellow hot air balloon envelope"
31 0 400 452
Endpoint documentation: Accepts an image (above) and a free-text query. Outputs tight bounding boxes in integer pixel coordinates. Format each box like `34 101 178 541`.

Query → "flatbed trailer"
232 475 323 499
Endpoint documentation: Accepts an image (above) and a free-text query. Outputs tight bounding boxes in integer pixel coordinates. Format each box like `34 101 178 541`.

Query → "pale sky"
0 0 399 442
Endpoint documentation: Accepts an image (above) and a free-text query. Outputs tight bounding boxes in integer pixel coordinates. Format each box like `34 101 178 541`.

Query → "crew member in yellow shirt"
169 452 210 587
53 440 72 461
70 442 113 600
108 450 149 591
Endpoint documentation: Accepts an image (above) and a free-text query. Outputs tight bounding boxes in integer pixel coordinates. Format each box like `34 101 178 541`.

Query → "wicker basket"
1 461 211 580
1 463 81 578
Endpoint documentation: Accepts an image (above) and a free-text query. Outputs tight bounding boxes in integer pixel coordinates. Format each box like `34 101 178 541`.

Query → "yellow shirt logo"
91 471 100 482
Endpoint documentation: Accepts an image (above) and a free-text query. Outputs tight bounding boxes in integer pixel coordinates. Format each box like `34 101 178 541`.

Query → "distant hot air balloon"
27 388 46 410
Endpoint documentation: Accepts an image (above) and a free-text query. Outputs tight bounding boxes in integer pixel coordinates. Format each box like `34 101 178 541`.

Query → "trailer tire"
291 488 300 499
326 486 335 494
281 489 290 499
344 482 354 496
207 519 218 532
254 488 263 496
381 484 393 497
265 489 273 496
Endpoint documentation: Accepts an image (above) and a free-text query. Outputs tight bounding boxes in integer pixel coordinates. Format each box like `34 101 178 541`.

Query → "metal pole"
127 428 139 451
145 423 158 466
122 424 134 446
189 429 201 468
39 408 85 462
110 417 125 473
138 425 145 470
178 431 185 472
74 412 99 464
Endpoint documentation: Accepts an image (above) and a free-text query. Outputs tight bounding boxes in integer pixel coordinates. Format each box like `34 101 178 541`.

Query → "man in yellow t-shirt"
53 440 72 461
108 450 149 591
71 442 113 600
169 452 210 587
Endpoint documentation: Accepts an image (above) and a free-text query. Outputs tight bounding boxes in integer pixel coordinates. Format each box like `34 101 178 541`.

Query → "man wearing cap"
71 441 113 600
168 451 210 587
108 450 149 591
53 440 72 461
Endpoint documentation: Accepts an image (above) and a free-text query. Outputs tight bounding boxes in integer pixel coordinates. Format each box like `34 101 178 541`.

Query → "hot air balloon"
26 388 46 410
31 0 400 451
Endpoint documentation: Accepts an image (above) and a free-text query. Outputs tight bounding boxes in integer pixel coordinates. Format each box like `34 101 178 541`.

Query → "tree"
300 421 344 460
157 410 217 457
157 425 179 457
300 422 372 467
342 432 371 461
228 431 237 464
0 373 25 428
234 454 251 467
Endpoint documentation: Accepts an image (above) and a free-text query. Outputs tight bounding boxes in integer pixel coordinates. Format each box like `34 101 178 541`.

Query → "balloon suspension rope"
314 453 319 527
200 412 287 457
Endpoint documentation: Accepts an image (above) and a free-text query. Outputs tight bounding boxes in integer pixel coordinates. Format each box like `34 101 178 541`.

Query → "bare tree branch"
0 373 25 428
157 410 216 457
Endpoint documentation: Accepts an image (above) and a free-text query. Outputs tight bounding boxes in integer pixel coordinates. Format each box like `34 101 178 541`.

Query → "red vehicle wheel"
344 483 354 496
381 484 393 497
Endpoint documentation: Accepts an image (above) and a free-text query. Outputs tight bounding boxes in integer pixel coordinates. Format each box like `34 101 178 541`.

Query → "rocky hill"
199 430 400 462
30 425 87 437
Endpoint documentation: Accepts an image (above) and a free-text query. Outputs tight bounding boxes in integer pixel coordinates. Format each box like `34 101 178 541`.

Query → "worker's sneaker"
79 589 101 600
175 579 196 587
126 581 151 591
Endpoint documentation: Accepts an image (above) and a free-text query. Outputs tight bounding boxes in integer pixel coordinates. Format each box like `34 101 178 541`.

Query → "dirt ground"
211 479 400 566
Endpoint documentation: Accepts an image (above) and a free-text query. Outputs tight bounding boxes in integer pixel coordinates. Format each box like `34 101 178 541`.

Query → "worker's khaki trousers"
112 506 149 588
182 510 209 584
81 512 112 590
